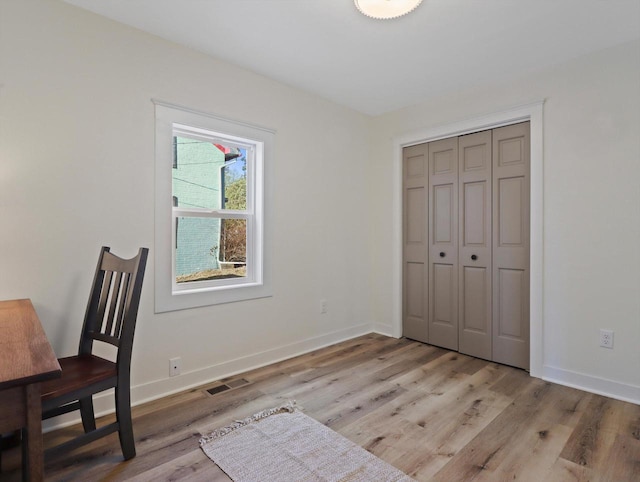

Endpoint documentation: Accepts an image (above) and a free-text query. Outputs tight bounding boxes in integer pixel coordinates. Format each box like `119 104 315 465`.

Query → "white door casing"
392 101 544 378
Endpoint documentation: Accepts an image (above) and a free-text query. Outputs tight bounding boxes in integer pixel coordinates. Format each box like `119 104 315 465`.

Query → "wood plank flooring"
1 334 638 481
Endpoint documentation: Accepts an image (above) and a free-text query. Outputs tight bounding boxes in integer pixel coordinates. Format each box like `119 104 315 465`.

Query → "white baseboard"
542 365 640 405
130 322 375 407
372 322 397 338
45 322 375 431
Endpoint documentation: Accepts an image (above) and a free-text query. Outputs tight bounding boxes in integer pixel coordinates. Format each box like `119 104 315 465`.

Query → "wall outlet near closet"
599 330 614 349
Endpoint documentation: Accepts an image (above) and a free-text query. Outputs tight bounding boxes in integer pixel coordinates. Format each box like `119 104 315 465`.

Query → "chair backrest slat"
104 271 123 337
95 270 113 330
114 272 131 339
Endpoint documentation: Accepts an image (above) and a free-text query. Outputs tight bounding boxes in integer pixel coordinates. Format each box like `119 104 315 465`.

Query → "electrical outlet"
320 299 327 314
169 357 181 376
599 330 614 349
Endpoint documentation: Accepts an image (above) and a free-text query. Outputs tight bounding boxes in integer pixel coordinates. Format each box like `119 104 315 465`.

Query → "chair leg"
79 397 96 433
115 386 135 460
21 428 28 482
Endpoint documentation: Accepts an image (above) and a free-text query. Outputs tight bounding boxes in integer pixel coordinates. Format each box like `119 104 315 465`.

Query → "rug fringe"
199 400 298 446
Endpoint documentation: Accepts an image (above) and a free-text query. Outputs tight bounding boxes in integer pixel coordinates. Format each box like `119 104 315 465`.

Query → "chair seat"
41 355 116 402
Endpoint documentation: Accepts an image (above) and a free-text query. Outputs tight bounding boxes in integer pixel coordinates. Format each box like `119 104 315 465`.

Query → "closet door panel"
492 123 530 369
497 268 525 338
458 131 492 360
404 261 427 341
403 144 429 342
433 264 455 323
406 186 426 260
434 185 454 243
463 182 486 245
428 138 458 350
498 177 525 247
462 266 488 332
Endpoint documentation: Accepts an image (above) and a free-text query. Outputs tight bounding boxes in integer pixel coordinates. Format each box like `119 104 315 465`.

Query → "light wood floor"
2 334 639 481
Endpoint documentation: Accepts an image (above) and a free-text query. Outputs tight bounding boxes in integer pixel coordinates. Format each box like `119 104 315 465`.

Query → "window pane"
175 217 247 283
222 151 247 210
172 136 246 211
219 218 247 264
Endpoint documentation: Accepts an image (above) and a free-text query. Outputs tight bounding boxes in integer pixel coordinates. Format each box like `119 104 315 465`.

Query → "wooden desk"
0 299 61 481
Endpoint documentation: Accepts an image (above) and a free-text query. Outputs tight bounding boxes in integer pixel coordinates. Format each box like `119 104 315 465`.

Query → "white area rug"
199 401 414 482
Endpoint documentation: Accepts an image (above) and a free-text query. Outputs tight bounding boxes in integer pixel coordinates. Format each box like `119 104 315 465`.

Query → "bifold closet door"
492 122 530 370
458 131 493 360
402 123 530 370
402 144 429 343
428 138 458 351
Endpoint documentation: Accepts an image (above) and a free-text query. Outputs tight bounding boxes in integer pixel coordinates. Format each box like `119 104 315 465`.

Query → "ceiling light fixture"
354 0 423 20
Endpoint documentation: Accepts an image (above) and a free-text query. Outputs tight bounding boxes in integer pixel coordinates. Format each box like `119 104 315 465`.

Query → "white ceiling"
63 0 640 116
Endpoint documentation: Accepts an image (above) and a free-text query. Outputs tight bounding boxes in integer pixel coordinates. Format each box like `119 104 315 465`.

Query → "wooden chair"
35 246 148 462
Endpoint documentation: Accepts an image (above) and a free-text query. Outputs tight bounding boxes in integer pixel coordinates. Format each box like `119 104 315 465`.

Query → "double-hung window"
154 101 273 312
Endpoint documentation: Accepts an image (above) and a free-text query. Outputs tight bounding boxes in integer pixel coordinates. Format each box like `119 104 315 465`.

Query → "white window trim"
153 100 274 313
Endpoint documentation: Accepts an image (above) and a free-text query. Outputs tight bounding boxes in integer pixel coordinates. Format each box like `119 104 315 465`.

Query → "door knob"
471 254 477 260
439 252 445 258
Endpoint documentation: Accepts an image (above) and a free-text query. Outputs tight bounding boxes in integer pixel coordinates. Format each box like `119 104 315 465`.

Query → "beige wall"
370 39 640 402
0 0 375 416
1 0 638 422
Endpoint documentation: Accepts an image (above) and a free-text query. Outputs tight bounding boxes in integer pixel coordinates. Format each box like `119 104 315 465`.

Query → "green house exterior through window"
173 136 225 277
172 136 246 280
